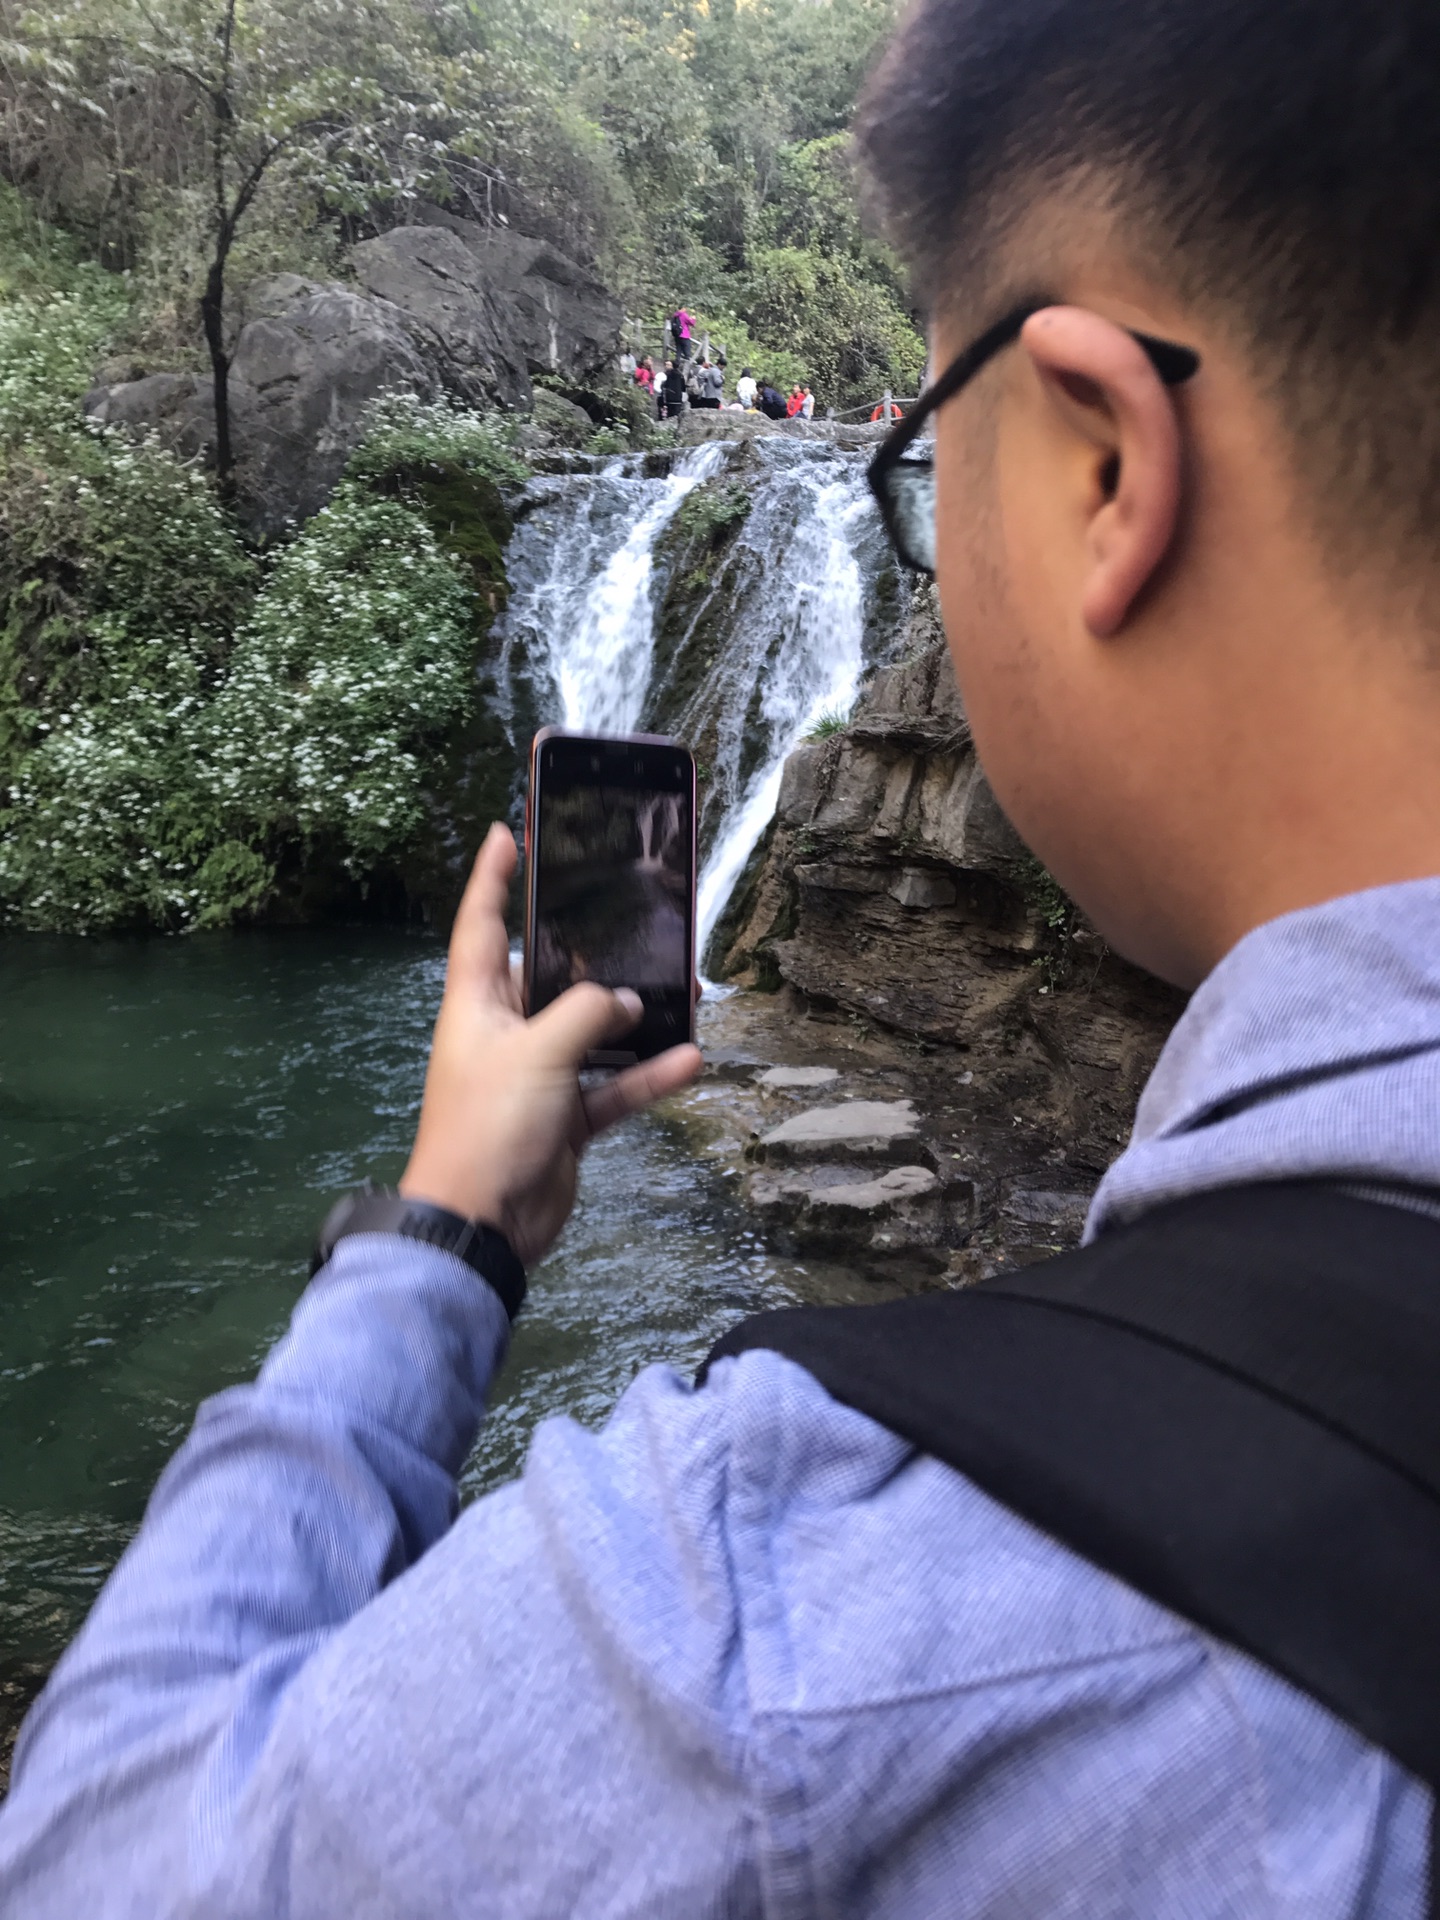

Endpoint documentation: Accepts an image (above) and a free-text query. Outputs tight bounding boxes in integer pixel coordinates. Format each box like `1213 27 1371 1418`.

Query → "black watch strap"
310 1187 527 1321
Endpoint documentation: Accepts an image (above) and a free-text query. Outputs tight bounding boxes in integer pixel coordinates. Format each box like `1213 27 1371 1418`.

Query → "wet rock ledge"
700 588 1186 1280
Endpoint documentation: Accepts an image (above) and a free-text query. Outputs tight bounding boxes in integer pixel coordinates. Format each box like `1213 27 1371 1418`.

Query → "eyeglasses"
866 299 1201 575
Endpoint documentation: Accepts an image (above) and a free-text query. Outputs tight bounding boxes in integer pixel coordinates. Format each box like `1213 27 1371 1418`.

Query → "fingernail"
615 989 643 1020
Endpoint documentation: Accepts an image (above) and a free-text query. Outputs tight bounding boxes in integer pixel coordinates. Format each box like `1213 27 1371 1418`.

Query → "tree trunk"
201 251 233 498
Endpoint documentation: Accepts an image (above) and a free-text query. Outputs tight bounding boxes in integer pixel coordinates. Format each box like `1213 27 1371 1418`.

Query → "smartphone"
524 727 697 1065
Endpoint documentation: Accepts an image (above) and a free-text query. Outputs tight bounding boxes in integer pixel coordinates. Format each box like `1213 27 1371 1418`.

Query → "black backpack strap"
702 1181 1440 1801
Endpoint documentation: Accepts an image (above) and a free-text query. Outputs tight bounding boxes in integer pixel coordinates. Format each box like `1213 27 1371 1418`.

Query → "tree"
3 0 504 490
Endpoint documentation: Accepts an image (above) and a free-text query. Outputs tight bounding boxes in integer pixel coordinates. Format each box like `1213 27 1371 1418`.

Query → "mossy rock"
530 389 595 448
412 465 512 602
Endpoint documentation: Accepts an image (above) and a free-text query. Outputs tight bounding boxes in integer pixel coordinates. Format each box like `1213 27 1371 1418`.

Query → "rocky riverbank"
702 587 1185 1275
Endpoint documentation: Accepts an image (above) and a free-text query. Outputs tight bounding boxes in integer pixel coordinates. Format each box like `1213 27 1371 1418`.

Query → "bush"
0 329 502 930
676 482 751 542
347 396 528 494
742 247 925 413
206 485 476 876
0 267 261 931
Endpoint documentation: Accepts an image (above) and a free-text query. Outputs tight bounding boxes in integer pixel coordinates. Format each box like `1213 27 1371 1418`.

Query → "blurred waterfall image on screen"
534 786 691 995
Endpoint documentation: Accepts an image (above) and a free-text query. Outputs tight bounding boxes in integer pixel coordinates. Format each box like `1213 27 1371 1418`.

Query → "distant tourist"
785 385 805 418
735 366 757 409
671 307 694 361
633 357 654 394
695 359 724 409
801 385 815 419
659 359 688 420
619 348 637 379
758 379 788 421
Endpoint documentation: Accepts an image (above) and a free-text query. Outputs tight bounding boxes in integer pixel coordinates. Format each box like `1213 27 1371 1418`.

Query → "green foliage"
0 222 127 439
0 181 107 304
743 246 924 411
206 486 476 874
347 396 527 497
0 475 480 930
1010 852 1081 991
0 287 501 931
0 257 261 930
345 395 517 608
803 706 851 741
675 481 751 543
0 430 260 931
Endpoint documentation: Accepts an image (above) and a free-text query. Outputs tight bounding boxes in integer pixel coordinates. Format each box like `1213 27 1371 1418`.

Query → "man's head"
857 0 1440 986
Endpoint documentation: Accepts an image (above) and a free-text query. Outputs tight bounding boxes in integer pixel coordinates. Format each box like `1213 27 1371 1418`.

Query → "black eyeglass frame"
866 298 1201 575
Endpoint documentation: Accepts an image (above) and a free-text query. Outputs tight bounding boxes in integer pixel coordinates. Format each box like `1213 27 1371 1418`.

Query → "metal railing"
828 390 921 422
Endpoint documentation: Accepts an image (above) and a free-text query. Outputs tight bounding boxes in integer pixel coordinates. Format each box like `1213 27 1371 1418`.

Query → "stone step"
753 1065 840 1090
748 1162 944 1256
748 1098 930 1167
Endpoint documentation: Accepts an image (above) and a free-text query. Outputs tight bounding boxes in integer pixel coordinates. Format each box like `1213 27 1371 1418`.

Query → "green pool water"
0 931 787 1667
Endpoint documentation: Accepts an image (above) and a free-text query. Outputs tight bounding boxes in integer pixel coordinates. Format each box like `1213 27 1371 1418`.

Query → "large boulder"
84 218 622 537
227 276 441 534
351 212 621 409
86 276 444 537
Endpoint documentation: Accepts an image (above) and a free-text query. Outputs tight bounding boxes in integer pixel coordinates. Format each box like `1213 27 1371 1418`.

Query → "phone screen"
526 732 696 1062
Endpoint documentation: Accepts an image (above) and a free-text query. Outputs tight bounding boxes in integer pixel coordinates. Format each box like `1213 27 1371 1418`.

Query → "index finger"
448 823 518 1002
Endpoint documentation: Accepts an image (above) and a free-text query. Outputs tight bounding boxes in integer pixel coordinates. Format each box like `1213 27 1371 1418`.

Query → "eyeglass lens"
886 460 938 574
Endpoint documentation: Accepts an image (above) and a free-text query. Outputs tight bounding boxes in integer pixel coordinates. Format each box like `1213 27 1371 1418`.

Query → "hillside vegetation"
1 0 919 408
0 0 918 933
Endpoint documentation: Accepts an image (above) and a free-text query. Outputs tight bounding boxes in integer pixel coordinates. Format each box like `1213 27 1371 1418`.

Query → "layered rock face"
716 587 1186 1272
86 213 621 537
352 213 622 410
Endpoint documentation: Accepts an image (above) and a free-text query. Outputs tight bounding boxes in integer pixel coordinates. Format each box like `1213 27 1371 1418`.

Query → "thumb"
528 983 643 1070
448 823 518 1002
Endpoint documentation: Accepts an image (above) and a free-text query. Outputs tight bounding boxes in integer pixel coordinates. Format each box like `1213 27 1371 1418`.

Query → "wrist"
313 1186 527 1321
397 1166 508 1238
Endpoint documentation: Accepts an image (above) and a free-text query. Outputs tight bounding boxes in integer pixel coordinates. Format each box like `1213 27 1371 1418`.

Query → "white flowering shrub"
1 304 507 932
207 483 475 872
346 396 528 492
0 274 262 932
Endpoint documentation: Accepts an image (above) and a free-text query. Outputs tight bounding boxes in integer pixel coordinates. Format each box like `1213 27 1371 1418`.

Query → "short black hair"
856 0 1440 564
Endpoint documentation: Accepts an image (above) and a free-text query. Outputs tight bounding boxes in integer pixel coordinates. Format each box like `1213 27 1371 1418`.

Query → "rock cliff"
713 586 1186 1272
85 213 621 537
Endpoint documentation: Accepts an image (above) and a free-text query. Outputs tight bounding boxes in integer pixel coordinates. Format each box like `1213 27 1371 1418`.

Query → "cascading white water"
493 432 896 964
497 442 727 737
683 443 881 954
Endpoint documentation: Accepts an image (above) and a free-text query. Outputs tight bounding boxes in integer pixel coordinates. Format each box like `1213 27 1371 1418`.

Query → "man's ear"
1020 306 1186 637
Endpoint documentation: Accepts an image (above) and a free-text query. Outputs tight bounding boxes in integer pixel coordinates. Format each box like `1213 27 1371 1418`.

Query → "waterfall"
494 433 898 966
679 443 883 954
497 442 727 738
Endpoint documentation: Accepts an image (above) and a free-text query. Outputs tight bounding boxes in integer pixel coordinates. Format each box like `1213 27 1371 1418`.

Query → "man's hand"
400 823 703 1268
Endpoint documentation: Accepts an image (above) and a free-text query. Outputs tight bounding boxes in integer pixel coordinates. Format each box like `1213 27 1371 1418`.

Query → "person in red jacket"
786 385 805 417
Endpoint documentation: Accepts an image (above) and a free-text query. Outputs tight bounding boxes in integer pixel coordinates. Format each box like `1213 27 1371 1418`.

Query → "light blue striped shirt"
3 879 1438 1916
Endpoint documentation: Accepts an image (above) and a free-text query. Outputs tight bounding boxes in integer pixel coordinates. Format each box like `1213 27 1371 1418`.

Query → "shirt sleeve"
0 1236 757 1920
